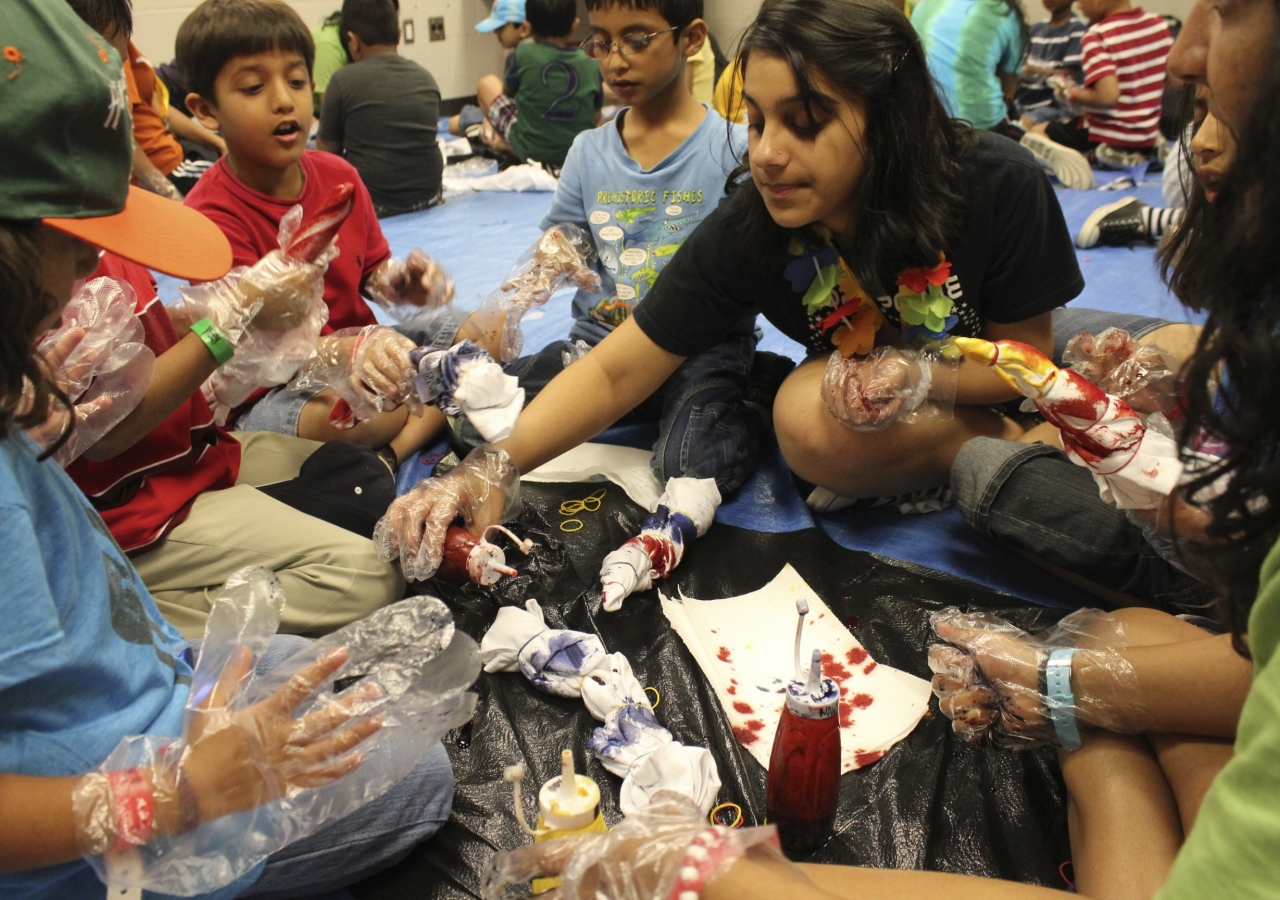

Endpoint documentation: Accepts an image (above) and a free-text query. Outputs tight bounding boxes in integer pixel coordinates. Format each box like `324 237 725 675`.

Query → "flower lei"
785 229 960 359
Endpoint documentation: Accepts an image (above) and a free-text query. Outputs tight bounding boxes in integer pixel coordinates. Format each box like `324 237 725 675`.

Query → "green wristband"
190 317 235 367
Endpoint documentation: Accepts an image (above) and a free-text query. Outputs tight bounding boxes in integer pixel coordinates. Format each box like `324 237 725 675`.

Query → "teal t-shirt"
912 0 1024 129
507 41 603 167
1156 537 1280 899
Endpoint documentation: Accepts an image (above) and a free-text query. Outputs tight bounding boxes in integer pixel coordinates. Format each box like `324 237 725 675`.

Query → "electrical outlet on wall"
403 18 415 42
428 17 445 40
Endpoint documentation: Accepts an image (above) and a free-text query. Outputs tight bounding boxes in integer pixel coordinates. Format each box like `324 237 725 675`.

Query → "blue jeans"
494 336 763 494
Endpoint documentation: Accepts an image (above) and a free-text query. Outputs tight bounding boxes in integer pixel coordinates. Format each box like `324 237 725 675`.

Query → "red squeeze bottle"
766 646 841 853
437 526 520 585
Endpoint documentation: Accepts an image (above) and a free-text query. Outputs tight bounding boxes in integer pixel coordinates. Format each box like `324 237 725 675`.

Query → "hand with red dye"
365 249 456 320
1063 328 1182 417
821 346 931 431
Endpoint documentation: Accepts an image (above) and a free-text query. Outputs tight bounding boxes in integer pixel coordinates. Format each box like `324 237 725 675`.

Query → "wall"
131 0 506 99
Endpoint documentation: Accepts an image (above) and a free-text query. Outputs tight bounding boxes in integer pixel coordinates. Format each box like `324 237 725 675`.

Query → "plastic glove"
928 607 1154 750
1048 73 1084 116
364 249 456 322
471 224 604 362
482 792 788 900
292 326 419 430
30 277 155 465
822 346 954 432
373 445 520 581
73 565 479 895
1063 328 1183 418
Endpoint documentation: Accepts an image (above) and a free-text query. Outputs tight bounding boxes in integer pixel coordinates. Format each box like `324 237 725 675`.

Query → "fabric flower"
896 259 953 295
831 306 884 357
783 238 840 295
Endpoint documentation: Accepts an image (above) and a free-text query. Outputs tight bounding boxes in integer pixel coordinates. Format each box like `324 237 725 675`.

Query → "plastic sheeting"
351 481 1073 900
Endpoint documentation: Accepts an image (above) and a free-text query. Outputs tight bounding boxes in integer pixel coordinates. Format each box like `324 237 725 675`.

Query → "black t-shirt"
319 54 442 214
633 132 1084 358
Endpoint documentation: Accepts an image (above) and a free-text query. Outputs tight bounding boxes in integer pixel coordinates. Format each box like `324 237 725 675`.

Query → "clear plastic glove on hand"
822 346 955 432
177 184 355 423
928 607 1154 750
73 565 479 896
292 326 419 430
472 224 603 362
373 445 520 581
364 249 456 323
30 277 156 465
1064 327 1183 419
482 792 788 900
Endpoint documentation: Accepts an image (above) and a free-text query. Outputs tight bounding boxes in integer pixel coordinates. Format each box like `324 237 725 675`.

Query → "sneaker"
1020 132 1095 190
805 486 858 513
1094 143 1151 171
805 484 953 515
743 350 797 428
1076 197 1149 248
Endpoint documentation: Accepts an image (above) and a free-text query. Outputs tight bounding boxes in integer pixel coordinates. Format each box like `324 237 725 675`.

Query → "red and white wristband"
667 826 740 900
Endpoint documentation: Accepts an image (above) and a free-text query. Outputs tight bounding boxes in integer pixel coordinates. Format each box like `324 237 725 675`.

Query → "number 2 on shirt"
541 60 581 123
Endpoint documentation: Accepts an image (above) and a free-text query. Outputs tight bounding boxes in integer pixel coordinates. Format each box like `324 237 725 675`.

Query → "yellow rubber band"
559 519 584 533
559 488 607 516
644 686 661 710
709 802 743 828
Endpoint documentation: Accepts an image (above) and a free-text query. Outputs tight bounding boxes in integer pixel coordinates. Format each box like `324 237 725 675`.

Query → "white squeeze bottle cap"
538 750 600 831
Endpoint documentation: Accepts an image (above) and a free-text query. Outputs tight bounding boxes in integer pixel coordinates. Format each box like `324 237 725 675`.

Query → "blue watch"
1044 648 1082 750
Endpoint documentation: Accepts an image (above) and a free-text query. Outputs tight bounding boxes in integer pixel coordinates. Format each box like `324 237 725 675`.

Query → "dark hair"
177 0 316 102
729 0 977 296
0 222 73 458
1156 85 1205 295
1168 36 1280 655
341 0 399 46
583 0 703 30
527 0 578 37
63 0 134 39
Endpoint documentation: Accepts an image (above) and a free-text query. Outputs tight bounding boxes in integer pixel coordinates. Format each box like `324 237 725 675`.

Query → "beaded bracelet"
667 826 739 900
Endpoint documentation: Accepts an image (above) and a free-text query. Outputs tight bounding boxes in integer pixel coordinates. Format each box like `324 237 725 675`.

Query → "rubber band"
644 686 660 710
709 802 743 829
559 519 584 533
559 488 607 516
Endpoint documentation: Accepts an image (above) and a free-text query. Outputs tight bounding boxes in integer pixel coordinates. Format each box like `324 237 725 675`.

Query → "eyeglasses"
579 26 679 59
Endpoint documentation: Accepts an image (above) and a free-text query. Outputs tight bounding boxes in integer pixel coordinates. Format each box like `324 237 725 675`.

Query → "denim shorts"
236 309 466 436
1051 307 1172 365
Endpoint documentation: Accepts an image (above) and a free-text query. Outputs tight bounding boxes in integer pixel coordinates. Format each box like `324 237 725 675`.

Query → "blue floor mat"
159 170 1190 610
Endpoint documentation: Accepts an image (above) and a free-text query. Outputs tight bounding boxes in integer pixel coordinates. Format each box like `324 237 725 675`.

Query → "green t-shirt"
507 41 602 167
1156 536 1280 899
312 21 348 109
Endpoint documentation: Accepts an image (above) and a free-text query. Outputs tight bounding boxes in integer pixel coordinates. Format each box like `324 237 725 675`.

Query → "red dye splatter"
733 701 754 715
818 613 825 618
730 678 739 684
844 615 859 629
855 750 885 767
727 685 737 695
863 662 877 675
710 628 719 634
733 726 759 745
850 693 874 709
636 534 678 578
845 647 868 667
838 701 856 728
821 652 852 682
746 719 766 731
717 647 733 663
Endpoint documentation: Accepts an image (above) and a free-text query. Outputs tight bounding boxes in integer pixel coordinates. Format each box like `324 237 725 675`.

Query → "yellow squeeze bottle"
531 750 607 894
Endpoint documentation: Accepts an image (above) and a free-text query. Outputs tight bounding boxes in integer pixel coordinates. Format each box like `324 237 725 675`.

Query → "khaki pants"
133 432 404 639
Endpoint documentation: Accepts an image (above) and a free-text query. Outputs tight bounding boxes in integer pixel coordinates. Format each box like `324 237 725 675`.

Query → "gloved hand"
822 346 952 431
373 445 520 581
1063 328 1183 418
364 249 456 322
928 608 1152 750
292 326 419 430
482 792 791 900
29 278 155 465
1048 73 1083 116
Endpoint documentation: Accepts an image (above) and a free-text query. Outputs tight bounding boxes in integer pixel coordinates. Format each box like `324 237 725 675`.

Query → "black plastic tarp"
353 482 1071 899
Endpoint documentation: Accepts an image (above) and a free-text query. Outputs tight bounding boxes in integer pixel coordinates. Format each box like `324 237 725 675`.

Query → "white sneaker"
1020 132 1095 191
806 486 858 513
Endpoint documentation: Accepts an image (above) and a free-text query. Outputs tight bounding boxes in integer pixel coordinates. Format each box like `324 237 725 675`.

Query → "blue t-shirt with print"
0 431 197 899
538 105 748 346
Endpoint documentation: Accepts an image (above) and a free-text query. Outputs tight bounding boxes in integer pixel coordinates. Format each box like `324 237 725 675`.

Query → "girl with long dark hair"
483 0 1280 896
379 0 1086 573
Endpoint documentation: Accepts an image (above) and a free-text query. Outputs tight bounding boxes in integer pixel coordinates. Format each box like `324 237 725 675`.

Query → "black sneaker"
744 350 797 428
1076 197 1149 249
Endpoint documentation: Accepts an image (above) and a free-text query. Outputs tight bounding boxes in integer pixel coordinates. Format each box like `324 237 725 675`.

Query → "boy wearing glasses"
469 0 772 496
475 0 602 168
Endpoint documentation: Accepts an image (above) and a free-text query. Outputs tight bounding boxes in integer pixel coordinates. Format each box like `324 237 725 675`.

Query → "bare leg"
1061 731 1183 900
387 406 447 464
1140 323 1201 365
773 357 1024 498
476 73 505 116
448 113 462 135
297 389 410 447
1148 734 1233 834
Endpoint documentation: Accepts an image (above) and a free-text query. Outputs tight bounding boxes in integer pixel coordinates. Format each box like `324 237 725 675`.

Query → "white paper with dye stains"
660 565 931 773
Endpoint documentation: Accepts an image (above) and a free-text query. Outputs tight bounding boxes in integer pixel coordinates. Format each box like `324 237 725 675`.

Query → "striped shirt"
1081 8 1173 148
1015 16 1088 114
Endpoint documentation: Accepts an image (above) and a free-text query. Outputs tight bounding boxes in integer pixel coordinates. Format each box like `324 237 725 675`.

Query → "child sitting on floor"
1014 0 1088 128
178 0 492 462
318 0 443 218
470 0 603 169
449 0 530 137
0 3 453 896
